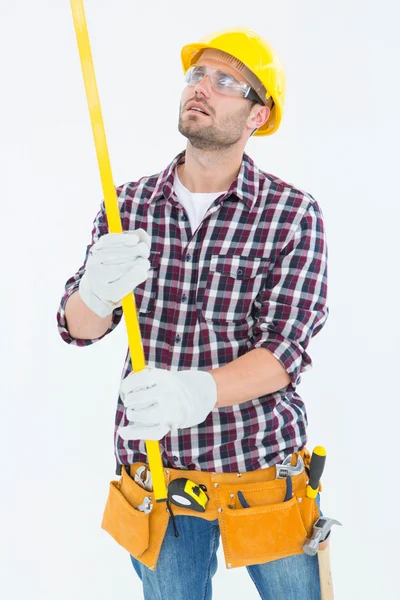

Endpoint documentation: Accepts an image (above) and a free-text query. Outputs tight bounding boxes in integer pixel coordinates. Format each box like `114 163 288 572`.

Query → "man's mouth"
188 107 209 115
186 102 210 116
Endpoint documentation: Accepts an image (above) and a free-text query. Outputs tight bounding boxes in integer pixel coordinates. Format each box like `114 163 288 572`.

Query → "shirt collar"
147 150 261 212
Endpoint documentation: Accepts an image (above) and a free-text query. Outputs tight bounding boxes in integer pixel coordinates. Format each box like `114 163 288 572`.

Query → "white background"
1 0 399 598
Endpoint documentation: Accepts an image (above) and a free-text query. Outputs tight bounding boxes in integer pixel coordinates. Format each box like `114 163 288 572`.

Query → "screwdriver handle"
306 445 326 498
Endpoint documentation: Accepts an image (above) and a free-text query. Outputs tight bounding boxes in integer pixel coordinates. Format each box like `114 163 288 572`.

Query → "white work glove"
118 367 218 441
79 229 151 318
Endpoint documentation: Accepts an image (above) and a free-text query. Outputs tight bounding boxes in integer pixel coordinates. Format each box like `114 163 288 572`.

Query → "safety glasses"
185 65 262 103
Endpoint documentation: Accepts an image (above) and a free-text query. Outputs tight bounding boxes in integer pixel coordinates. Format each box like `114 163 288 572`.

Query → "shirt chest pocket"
134 252 160 315
201 255 265 323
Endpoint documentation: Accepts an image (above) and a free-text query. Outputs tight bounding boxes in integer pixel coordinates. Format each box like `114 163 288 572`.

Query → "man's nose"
193 75 212 98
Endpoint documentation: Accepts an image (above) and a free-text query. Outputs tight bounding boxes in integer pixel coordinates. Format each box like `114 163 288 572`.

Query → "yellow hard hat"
181 28 286 136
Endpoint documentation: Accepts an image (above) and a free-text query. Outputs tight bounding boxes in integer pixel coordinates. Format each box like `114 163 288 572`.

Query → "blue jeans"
130 509 321 600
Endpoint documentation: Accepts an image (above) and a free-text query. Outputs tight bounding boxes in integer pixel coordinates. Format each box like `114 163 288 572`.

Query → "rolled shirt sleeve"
249 200 328 387
56 200 123 346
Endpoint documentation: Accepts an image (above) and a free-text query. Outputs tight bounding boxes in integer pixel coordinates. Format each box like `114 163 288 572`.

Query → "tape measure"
168 478 209 512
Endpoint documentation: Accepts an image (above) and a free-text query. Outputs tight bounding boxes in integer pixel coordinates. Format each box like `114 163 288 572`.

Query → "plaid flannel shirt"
57 151 328 473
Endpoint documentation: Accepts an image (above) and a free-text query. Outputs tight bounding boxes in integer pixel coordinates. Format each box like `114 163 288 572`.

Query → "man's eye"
193 68 206 78
218 76 234 87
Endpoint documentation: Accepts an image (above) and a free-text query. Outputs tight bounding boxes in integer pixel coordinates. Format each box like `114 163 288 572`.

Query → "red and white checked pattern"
57 151 328 473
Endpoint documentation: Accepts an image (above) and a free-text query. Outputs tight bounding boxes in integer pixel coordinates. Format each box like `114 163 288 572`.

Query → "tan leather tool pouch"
215 471 319 569
101 466 169 569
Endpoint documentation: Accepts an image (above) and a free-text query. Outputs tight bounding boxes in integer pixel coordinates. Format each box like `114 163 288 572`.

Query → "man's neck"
177 143 244 193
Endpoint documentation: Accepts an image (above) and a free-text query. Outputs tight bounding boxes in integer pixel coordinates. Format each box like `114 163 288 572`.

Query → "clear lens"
185 66 206 84
185 66 252 98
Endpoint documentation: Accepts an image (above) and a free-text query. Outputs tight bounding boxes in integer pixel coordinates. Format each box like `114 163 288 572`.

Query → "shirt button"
181 214 187 221
185 254 191 262
181 294 187 303
173 456 179 462
175 335 181 343
237 268 243 277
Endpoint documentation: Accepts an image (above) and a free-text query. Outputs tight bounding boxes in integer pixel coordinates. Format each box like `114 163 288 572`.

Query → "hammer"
303 517 342 600
303 516 342 556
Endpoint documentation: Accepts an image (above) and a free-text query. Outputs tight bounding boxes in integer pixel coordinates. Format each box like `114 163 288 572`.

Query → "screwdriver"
306 446 326 498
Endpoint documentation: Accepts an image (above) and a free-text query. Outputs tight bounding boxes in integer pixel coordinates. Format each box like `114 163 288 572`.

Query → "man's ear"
250 104 271 130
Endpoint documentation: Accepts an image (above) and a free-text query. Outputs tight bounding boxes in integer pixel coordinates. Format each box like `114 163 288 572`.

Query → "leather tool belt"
101 448 320 571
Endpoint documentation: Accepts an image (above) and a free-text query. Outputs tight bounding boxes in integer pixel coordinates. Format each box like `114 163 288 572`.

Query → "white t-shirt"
173 168 227 233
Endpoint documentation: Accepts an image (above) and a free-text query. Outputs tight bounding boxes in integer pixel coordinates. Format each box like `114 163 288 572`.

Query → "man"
58 28 328 600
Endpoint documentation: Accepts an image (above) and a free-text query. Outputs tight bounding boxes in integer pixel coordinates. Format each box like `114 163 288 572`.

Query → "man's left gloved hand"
118 367 218 441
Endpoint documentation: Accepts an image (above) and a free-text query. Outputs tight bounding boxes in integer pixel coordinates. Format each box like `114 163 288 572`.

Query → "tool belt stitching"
215 481 303 492
152 510 169 561
222 501 299 516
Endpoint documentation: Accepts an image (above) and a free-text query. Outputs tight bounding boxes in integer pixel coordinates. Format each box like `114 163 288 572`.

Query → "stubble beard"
178 104 251 151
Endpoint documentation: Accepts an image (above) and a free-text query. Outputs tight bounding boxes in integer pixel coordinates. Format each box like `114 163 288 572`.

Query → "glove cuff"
174 370 218 428
79 272 118 318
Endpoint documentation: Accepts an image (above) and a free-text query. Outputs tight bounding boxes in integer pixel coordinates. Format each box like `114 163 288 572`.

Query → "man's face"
178 58 265 151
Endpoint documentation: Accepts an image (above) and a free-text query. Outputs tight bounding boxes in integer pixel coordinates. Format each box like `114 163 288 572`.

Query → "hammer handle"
318 543 334 600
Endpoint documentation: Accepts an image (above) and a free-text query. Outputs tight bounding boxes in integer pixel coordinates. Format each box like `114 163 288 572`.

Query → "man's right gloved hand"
79 229 151 318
